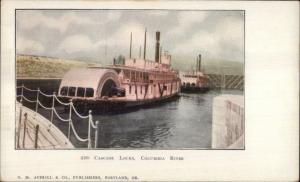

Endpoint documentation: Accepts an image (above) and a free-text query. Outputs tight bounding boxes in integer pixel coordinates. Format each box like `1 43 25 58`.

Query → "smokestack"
129 32 132 59
143 28 147 59
155 31 160 63
196 56 199 72
198 54 202 71
159 46 162 63
139 45 141 58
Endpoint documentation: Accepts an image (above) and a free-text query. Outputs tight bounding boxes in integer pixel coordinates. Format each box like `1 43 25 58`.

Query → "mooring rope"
22 96 37 103
22 86 39 92
70 121 88 142
39 91 53 98
71 104 89 119
52 108 70 122
38 100 52 110
17 85 99 148
54 95 71 106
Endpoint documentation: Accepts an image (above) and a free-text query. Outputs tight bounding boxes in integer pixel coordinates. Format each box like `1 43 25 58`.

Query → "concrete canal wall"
212 94 244 149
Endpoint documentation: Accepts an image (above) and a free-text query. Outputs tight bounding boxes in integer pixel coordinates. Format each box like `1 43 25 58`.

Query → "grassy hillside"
16 54 243 78
17 55 101 78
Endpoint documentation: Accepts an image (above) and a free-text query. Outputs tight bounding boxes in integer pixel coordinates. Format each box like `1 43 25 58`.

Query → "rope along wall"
16 85 100 149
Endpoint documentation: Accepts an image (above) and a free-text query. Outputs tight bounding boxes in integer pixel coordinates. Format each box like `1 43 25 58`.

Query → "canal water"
34 89 243 149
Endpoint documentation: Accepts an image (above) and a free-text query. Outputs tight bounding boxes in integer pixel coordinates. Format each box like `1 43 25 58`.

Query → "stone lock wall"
212 95 244 149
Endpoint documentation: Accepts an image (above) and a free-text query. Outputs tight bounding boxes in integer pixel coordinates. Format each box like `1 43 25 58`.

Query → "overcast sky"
16 10 244 66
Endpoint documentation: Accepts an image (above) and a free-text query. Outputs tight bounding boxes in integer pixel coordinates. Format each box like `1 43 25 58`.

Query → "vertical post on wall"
88 110 92 149
94 120 99 148
22 113 28 148
34 124 39 149
35 88 40 113
68 103 72 139
17 98 23 149
50 92 56 123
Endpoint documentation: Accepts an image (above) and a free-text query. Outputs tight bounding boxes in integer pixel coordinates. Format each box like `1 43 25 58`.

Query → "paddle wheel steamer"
58 31 181 113
180 54 210 93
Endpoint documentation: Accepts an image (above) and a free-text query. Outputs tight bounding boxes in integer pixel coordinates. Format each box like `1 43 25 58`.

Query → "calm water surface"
38 89 242 149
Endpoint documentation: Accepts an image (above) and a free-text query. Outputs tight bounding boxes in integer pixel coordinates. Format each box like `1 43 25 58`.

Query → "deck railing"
16 85 100 149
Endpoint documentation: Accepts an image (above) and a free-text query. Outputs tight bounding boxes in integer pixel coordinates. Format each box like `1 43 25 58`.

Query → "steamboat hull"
180 86 209 93
63 93 180 114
